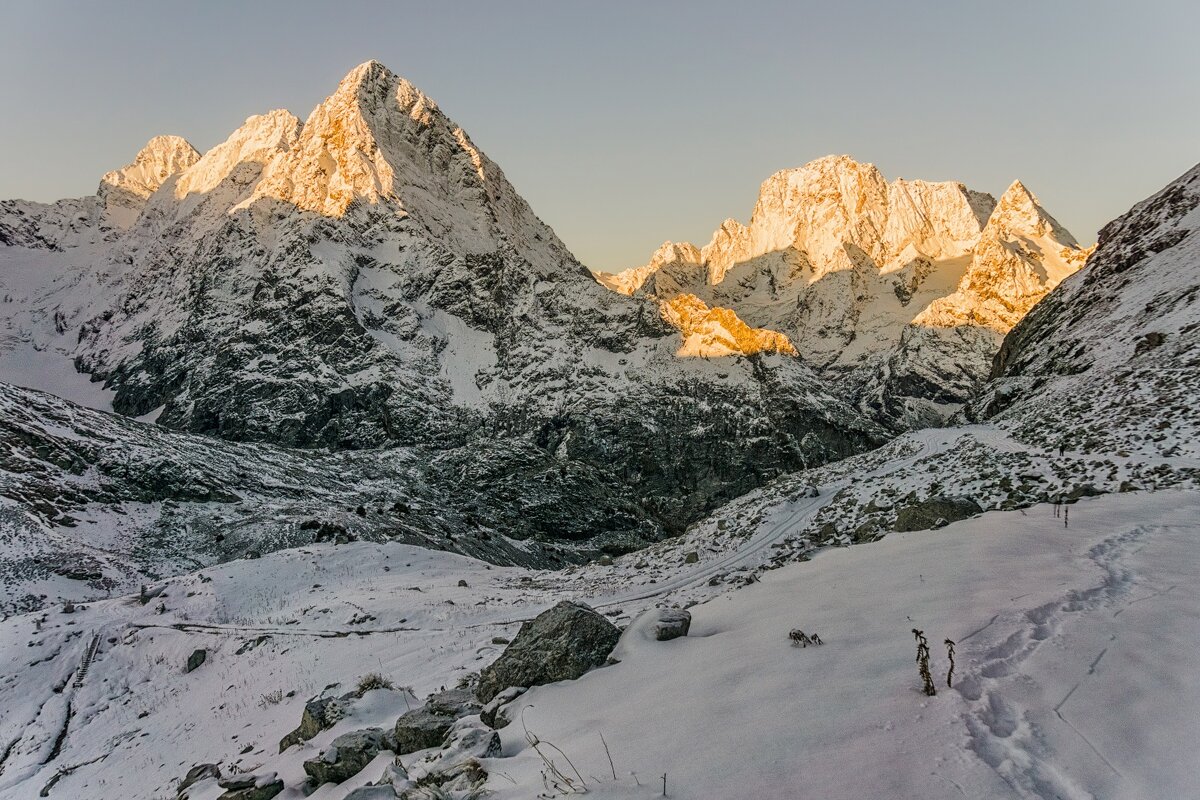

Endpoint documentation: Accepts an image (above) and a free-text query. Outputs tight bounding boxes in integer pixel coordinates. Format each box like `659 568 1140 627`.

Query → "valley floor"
0 431 1197 799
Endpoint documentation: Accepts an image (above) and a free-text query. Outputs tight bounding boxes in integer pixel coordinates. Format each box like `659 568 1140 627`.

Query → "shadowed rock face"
476 601 621 703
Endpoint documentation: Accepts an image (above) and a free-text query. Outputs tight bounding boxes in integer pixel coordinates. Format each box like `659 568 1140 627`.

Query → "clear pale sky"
2 1 1198 270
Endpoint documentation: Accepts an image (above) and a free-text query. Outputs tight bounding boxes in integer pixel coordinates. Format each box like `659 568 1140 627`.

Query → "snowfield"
1 480 1196 799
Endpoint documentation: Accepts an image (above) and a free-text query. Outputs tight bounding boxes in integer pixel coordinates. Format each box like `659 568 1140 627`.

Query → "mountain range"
1 59 1199 800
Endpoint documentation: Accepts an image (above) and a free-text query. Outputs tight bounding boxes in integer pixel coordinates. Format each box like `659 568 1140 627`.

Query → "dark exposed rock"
217 772 283 800
393 687 481 754
184 649 207 673
303 728 392 786
653 608 692 641
893 496 982 532
476 601 620 703
279 692 356 752
1134 331 1167 355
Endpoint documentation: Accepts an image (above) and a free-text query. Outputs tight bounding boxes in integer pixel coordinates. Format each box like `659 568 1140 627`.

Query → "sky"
1 1 1198 271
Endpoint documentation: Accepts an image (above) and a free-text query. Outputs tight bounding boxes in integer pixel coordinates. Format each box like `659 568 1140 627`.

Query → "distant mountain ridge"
596 155 1090 427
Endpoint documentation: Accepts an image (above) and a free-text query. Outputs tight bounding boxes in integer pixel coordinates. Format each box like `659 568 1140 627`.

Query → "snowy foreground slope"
1 468 1196 800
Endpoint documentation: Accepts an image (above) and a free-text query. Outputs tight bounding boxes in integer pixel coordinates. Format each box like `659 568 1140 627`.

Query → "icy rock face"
0 61 885 559
603 155 1087 427
975 162 1200 457
864 181 1090 426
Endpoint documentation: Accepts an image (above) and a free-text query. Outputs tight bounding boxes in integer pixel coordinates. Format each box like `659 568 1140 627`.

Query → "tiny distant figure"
1059 444 1065 457
1064 506 1069 528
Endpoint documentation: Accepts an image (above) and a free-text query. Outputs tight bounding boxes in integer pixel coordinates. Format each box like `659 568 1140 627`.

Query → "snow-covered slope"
977 161 1200 460
1 433 1196 800
597 156 1088 427
0 379 614 615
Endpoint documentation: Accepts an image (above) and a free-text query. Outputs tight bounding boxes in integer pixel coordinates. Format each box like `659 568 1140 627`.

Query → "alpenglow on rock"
0 60 885 566
595 155 1090 427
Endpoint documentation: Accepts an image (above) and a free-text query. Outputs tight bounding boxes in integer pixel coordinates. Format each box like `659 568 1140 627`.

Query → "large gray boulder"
393 687 481 754
303 728 392 786
893 496 982 532
279 692 356 752
476 601 620 703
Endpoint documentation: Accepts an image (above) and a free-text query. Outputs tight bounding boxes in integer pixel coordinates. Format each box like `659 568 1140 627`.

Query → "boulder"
653 608 692 641
683 551 699 564
177 763 220 796
480 686 526 729
342 787 396 800
893 496 982 532
476 601 620 703
279 692 356 752
303 728 392 786
343 786 397 800
217 772 283 800
184 649 207 673
393 688 481 754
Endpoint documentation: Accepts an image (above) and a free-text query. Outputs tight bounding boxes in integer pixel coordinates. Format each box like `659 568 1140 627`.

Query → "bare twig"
599 731 617 781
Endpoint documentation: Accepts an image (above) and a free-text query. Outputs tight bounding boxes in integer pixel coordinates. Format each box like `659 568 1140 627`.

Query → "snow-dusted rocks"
601 155 1089 426
392 687 481 754
215 771 283 800
652 607 692 641
892 495 983 532
303 728 392 786
476 600 620 703
279 691 358 752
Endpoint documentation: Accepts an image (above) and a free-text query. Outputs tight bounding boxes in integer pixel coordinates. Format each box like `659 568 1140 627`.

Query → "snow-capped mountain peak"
97 134 201 227
173 109 302 200
595 155 1090 426
242 61 575 276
